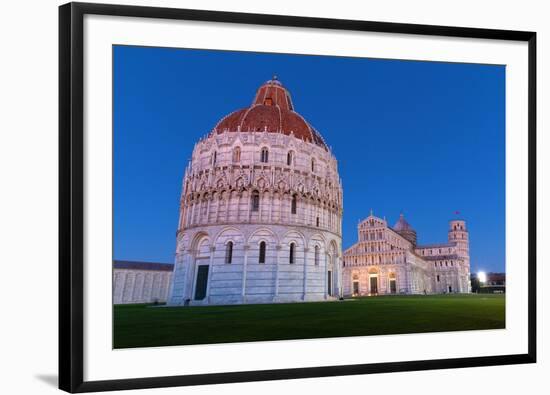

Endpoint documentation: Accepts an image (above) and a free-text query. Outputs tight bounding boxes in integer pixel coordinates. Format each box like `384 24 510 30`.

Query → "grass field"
113 294 505 349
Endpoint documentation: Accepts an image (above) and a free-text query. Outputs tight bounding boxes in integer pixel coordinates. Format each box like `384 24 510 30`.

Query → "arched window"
225 241 233 264
314 245 320 266
260 147 269 163
251 191 260 212
232 147 241 162
316 216 320 227
289 242 295 264
287 151 293 166
311 158 315 172
291 194 297 215
259 241 266 264
212 151 217 165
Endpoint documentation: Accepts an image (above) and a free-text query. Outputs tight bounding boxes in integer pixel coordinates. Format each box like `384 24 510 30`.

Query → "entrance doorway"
389 279 397 294
448 285 452 293
370 276 378 295
353 281 359 295
327 270 333 296
194 265 209 300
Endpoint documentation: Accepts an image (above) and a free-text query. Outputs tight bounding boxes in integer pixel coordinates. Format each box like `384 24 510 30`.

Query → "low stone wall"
113 261 173 304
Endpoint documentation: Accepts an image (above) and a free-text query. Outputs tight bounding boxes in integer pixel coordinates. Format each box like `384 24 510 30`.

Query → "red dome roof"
212 77 328 150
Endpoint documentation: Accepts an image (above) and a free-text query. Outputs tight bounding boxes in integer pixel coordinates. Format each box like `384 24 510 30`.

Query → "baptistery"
167 77 343 306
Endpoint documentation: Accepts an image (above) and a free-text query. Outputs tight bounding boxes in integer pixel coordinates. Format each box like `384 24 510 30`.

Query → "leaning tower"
448 219 471 292
167 77 343 306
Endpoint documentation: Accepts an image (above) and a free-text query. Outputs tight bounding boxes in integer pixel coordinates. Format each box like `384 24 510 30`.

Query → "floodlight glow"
478 271 487 283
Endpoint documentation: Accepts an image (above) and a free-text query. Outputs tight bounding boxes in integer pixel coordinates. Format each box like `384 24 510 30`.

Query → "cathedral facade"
167 78 344 306
342 214 471 296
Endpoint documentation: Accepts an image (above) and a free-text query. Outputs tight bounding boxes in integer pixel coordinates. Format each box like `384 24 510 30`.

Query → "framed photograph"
59 2 536 392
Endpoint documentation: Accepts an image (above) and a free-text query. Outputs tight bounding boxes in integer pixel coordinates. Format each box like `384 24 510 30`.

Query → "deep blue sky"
113 45 505 273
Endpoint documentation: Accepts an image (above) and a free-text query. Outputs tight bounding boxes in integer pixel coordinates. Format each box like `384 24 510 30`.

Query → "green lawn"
113 294 505 349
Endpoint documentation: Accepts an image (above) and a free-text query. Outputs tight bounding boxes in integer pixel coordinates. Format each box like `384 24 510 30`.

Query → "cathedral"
167 77 344 306
342 213 471 296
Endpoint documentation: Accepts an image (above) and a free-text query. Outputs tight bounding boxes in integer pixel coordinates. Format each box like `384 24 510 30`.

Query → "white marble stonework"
343 214 471 296
113 261 173 304
167 77 344 306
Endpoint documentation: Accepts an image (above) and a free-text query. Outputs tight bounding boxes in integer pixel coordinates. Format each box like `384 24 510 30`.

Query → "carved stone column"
242 244 250 302
182 248 195 302
275 244 282 298
206 246 216 303
237 190 243 221
258 190 263 221
303 247 310 299
247 190 251 222
205 195 211 224
190 200 196 225
324 252 329 299
268 190 273 222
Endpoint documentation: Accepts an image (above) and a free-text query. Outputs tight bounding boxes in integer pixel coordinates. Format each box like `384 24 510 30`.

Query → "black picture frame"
59 2 537 393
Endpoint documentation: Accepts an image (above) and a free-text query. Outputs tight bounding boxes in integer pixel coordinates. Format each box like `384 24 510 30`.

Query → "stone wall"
179 130 343 236
168 224 342 306
113 262 173 304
